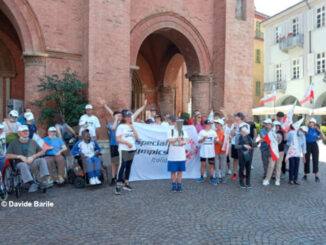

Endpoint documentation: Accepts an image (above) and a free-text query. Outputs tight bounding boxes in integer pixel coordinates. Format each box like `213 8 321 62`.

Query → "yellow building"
253 11 269 107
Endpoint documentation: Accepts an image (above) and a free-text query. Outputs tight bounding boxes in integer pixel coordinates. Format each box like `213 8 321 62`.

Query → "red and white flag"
32 134 53 152
263 130 279 161
299 83 314 104
282 101 296 132
221 129 230 156
258 85 276 105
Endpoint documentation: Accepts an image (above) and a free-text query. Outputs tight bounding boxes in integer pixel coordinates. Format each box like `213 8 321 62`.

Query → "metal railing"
279 34 304 52
255 30 264 39
264 80 287 92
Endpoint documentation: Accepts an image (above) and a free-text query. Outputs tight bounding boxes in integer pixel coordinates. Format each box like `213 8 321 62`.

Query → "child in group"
197 120 219 185
71 129 102 185
214 119 227 183
167 116 188 192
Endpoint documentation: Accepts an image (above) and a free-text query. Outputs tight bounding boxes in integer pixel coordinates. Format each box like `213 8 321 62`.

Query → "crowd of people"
1 101 325 195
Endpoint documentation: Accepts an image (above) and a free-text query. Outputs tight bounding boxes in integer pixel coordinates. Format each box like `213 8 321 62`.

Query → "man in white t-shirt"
3 110 22 136
167 116 188 192
79 104 101 140
197 119 218 185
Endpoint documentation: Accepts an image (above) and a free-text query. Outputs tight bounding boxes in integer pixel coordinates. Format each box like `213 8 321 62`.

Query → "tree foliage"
32 68 87 127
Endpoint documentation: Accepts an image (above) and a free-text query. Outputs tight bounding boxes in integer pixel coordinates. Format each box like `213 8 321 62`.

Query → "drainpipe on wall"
305 0 313 105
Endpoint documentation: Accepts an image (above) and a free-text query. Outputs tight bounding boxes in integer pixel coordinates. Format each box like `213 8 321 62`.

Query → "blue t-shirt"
306 127 320 143
43 136 65 156
107 122 119 146
17 117 37 126
259 128 270 152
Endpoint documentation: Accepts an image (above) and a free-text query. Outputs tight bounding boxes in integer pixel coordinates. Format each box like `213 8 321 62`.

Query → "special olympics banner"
129 123 201 181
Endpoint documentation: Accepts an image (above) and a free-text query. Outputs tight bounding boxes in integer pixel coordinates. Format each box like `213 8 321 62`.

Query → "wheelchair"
67 155 105 188
3 159 47 198
0 167 8 201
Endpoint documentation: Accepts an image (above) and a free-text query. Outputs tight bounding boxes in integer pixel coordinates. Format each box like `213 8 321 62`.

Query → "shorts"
110 145 119 163
231 145 238 159
200 157 215 164
168 161 186 172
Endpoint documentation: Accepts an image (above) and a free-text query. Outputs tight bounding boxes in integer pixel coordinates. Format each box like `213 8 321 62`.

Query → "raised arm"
133 99 148 120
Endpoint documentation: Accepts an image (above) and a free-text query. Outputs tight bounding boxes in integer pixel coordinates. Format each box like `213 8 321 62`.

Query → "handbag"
243 150 251 162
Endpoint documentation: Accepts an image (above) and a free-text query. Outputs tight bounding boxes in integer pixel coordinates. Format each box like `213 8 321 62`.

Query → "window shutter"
307 53 315 76
307 8 314 31
282 60 291 81
299 56 304 79
269 65 275 82
298 14 304 34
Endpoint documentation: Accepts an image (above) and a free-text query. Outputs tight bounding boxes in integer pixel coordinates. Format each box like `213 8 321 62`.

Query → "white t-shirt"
230 122 249 145
3 121 21 133
78 114 101 137
0 132 6 157
116 124 136 151
167 128 188 161
162 122 169 126
198 129 218 158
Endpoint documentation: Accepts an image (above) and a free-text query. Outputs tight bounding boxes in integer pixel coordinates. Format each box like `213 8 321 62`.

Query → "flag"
282 101 296 132
263 130 279 161
299 83 314 104
32 134 53 152
258 85 276 105
208 110 214 122
286 118 304 160
221 128 230 156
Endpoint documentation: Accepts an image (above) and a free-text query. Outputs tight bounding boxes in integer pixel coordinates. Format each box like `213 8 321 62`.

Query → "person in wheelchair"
5 125 54 192
71 130 102 185
43 127 67 184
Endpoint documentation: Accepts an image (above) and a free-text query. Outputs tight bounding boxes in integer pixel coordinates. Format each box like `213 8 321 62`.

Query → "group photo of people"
1 99 325 200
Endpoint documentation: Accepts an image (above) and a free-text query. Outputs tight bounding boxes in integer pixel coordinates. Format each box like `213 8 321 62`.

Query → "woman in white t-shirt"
197 120 218 185
167 116 188 192
115 110 139 195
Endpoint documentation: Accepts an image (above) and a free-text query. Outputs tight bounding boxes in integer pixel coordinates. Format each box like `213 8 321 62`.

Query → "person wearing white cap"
303 118 326 182
0 124 6 171
6 125 53 192
258 118 274 178
263 121 286 186
43 127 67 184
214 119 227 183
17 108 37 126
24 112 37 139
2 110 22 137
78 104 101 140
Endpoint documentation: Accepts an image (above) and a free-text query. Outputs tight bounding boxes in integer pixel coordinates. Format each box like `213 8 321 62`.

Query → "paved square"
1 149 326 245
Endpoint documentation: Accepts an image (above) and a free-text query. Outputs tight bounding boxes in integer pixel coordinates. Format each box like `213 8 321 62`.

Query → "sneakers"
227 169 232 175
221 177 227 184
210 178 218 185
28 183 39 192
56 176 65 184
115 186 121 195
232 174 237 180
275 180 280 186
171 185 177 192
246 184 252 189
110 178 116 186
315 176 320 183
240 182 246 188
176 185 184 192
294 181 300 185
196 176 204 183
123 184 133 191
89 177 96 185
262 180 270 186
95 177 101 185
41 179 54 188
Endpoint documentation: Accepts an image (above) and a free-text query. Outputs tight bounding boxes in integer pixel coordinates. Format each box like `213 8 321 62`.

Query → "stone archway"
130 12 212 116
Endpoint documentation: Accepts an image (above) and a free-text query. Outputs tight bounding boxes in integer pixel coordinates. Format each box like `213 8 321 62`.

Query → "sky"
255 0 303 16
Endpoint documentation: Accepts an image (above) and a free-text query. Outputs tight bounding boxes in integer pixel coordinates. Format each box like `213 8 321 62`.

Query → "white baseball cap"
9 110 19 117
18 125 29 132
85 104 93 110
273 121 281 126
300 126 308 132
0 124 4 129
309 118 317 124
24 112 34 121
239 122 248 129
264 118 273 124
48 126 57 131
214 119 224 125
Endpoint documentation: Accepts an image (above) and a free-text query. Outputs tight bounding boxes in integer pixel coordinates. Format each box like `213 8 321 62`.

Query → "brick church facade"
0 0 254 139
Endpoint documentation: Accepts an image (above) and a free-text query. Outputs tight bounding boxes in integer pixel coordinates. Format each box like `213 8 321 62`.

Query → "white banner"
129 123 201 181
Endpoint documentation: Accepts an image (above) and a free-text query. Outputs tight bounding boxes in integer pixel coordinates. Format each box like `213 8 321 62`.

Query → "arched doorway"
281 96 298 106
0 9 24 120
130 13 211 118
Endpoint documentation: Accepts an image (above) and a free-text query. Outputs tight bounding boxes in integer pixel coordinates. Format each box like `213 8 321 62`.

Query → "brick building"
0 0 254 139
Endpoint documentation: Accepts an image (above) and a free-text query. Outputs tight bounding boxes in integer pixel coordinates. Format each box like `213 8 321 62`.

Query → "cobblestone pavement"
1 149 326 245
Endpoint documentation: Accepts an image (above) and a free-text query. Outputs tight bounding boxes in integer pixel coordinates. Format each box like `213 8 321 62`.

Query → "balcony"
255 30 264 40
279 34 304 52
264 81 287 93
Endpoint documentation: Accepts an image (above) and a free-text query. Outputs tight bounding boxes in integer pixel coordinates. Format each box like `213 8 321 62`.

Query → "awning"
273 105 312 114
252 107 275 115
312 107 326 115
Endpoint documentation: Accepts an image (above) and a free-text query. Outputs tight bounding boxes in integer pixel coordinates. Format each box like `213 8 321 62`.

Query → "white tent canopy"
252 107 275 115
312 107 326 115
252 105 312 116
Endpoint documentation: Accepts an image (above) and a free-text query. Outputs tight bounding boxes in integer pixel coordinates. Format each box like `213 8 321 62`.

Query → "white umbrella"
273 105 312 114
252 107 275 115
312 107 326 115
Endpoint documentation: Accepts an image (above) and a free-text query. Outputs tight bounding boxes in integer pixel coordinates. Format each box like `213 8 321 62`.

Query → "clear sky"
255 0 303 16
